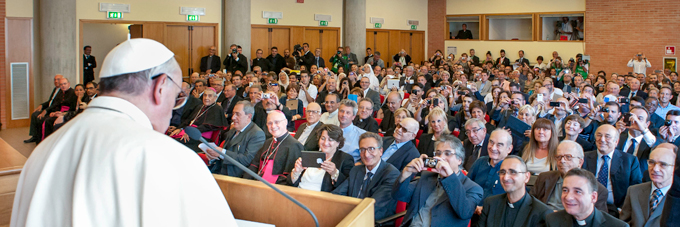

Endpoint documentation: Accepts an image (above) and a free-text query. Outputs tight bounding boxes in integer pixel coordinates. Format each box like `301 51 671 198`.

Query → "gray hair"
464 118 486 130
406 66 415 72
99 58 181 96
339 99 358 116
236 100 255 119
359 132 383 149
434 134 465 170
359 98 374 108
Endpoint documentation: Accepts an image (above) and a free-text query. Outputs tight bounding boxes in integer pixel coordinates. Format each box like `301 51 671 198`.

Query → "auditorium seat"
375 118 382 126
380 95 384 104
403 93 409 99
415 129 423 140
294 119 306 132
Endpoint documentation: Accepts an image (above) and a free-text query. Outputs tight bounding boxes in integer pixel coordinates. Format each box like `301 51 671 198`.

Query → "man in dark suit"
621 146 674 227
454 24 473 39
199 46 221 74
294 103 324 151
266 47 286 74
381 118 420 171
615 106 658 174
296 43 315 70
398 66 417 93
532 140 609 212
393 134 483 226
83 46 97 85
516 50 530 68
312 48 325 68
546 168 628 227
620 78 648 100
251 49 273 73
379 92 402 133
469 49 481 67
478 155 552 227
26 74 63 143
359 77 381 112
495 49 510 67
583 124 643 215
204 100 266 177
462 118 489 170
223 44 248 74
26 77 76 143
660 143 680 226
221 84 242 125
252 90 294 138
332 132 400 220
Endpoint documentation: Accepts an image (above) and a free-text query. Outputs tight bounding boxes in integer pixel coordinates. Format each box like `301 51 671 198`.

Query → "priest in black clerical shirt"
168 88 227 152
353 98 379 133
478 155 552 227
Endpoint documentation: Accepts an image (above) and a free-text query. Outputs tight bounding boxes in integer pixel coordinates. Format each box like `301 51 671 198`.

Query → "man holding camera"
329 47 348 73
296 43 315 70
223 44 248 74
627 52 652 75
393 134 483 226
614 106 658 175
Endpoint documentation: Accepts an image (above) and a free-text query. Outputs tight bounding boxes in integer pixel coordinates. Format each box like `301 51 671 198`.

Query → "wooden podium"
214 174 375 227
0 138 28 227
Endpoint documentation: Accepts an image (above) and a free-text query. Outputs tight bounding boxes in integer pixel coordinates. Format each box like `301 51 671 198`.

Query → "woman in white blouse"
520 118 558 174
289 124 354 192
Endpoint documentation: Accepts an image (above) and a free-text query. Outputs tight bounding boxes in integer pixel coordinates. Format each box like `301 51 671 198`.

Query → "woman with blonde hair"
520 118 558 174
417 107 451 155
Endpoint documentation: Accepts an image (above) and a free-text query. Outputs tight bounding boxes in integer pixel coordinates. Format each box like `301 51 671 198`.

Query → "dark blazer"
332 160 400 220
616 131 657 174
251 57 274 72
516 57 530 67
382 136 420 171
379 106 396 133
353 116 379 133
393 54 412 66
455 29 473 39
223 53 248 74
462 135 490 171
200 55 221 73
313 56 326 68
583 150 643 208
620 182 666 227
620 89 648 100
478 193 552 227
221 95 242 123
364 89 381 112
288 150 354 192
293 122 325 151
398 76 417 93
345 52 359 66
40 87 61 110
649 113 665 131
660 151 680 226
546 209 628 227
495 57 510 67
83 54 96 74
394 171 483 227
531 170 609 212
417 134 437 156
266 54 286 73
212 122 266 177
558 136 596 152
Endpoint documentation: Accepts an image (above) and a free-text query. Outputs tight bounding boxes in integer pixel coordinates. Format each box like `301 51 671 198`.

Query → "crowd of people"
26 42 680 227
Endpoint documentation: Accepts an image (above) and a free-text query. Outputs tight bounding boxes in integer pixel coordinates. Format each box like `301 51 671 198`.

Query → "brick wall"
586 0 680 75
428 0 446 57
0 0 6 129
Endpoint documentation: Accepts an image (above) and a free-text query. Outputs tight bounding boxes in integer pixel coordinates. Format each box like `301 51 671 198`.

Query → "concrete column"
223 0 251 61
38 0 77 98
343 0 366 66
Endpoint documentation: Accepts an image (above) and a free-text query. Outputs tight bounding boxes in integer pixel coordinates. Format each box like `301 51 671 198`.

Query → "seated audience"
469 129 514 217
337 99 366 162
245 111 303 184
463 118 490 170
289 124 354 192
26 77 76 144
168 87 227 152
353 98 379 133
51 84 92 133
520 118 558 174
381 118 420 171
294 102 324 151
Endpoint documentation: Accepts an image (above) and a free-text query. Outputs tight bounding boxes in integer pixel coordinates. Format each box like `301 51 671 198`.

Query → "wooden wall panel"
4 18 33 128
388 30 402 67
191 26 216 74
365 31 375 57
142 23 165 43
304 29 321 56
321 29 339 65
410 32 425 65
270 28 290 56
374 31 389 66
165 25 190 77
129 24 143 39
290 27 306 52
250 27 270 65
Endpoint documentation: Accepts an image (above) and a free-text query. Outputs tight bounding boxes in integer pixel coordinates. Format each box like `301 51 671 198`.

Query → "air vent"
99 3 131 13
263 11 283 19
180 7 206 16
408 20 419 26
370 17 385 24
10 63 29 120
314 14 332 21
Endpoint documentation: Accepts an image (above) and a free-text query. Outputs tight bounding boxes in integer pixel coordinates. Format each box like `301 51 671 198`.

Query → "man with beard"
266 46 286 73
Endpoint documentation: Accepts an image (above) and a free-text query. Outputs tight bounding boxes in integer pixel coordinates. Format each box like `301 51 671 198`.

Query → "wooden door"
142 23 165 43
129 24 143 39
271 28 290 57
366 31 375 56
191 26 216 74
304 29 321 53
388 31 402 68
251 27 270 64
165 25 191 77
410 32 425 65
373 31 389 67
321 29 339 67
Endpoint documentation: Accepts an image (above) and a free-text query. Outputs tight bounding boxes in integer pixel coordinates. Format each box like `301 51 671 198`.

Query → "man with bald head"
379 91 403 133
621 145 675 227
26 77 77 143
294 102 324 151
532 140 609 212
468 129 514 217
200 45 221 74
25 74 65 143
583 124 642 216
380 117 420 170
620 77 648 100
244 111 303 184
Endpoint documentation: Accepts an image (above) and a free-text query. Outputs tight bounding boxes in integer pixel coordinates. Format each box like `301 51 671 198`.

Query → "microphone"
184 127 320 227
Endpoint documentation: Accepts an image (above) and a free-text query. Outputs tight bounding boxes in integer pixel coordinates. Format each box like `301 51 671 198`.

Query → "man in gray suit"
294 102 324 151
478 155 552 227
203 101 266 177
475 72 493 97
546 169 627 227
344 46 359 67
359 77 381 112
620 145 675 227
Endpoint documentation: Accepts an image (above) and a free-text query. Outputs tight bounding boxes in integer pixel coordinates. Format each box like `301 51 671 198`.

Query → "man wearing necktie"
620 78 648 100
313 48 325 68
83 46 97 85
517 50 530 68
615 107 657 174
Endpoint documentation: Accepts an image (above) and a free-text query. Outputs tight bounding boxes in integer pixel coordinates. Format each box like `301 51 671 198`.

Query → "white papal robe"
11 96 237 227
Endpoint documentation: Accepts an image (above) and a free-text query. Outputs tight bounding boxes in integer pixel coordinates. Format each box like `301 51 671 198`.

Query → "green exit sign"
107 11 123 19
268 18 278 24
374 23 382 28
186 15 200 22
411 25 417 30
319 21 328 26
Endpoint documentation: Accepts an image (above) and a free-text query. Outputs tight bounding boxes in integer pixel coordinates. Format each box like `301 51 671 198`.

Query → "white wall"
82 23 130 82
6 0 33 17
366 0 428 54
447 0 585 14
250 0 343 27
488 18 532 40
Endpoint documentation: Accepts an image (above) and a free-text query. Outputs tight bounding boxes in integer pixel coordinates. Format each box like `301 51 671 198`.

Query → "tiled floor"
0 127 36 158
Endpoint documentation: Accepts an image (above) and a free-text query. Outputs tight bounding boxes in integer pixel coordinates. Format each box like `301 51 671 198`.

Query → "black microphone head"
184 126 203 141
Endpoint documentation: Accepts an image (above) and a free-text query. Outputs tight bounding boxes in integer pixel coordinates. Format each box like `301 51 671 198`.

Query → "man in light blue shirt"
337 99 366 162
655 86 680 119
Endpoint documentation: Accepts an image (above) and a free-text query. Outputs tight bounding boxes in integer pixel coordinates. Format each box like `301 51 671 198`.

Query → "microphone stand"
184 127 320 227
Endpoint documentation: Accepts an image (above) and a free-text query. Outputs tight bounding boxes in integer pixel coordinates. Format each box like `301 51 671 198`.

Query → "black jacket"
200 55 221 73
293 122 325 151
223 53 248 74
288 150 354 192
251 57 274 72
332 160 400 220
382 136 420 171
266 54 286 73
478 193 552 227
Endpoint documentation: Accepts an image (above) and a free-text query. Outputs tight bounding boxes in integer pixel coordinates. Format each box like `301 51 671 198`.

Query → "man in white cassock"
10 38 238 227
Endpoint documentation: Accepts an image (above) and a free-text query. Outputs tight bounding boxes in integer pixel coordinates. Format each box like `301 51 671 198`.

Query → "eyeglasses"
647 160 674 168
434 151 454 157
411 89 422 94
556 155 581 161
498 170 528 176
360 147 380 154
306 109 321 114
395 124 414 135
464 127 484 135
159 74 188 110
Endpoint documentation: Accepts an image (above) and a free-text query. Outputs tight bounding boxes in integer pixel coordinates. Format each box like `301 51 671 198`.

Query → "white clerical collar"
576 219 586 226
